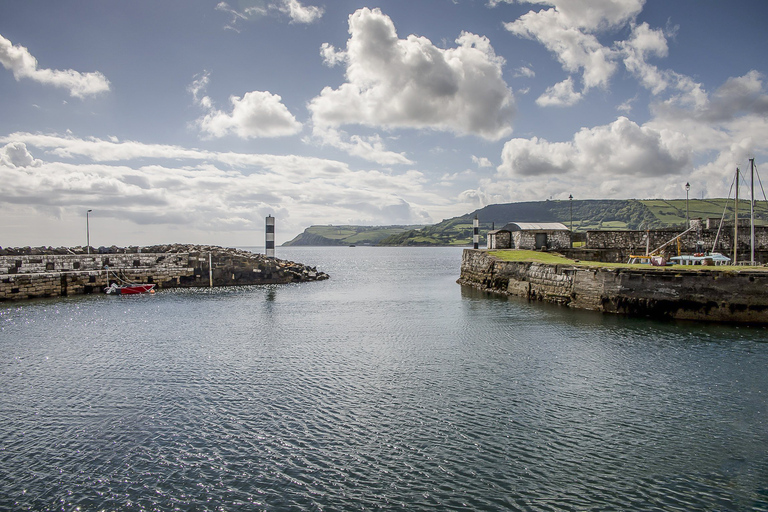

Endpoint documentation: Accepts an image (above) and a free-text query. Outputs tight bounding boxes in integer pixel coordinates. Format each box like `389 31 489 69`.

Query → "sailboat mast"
734 167 739 265
751 158 755 265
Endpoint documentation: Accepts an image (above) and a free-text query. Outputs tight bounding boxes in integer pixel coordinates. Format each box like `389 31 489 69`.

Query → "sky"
2 0 768 247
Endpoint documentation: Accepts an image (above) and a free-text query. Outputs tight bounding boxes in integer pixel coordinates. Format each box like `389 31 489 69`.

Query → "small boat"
670 252 731 266
104 282 156 295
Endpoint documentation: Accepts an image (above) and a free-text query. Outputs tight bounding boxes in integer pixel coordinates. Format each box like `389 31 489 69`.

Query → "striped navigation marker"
266 215 275 258
473 215 479 249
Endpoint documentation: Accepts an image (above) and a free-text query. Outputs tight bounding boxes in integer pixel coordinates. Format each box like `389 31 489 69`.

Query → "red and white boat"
105 282 156 295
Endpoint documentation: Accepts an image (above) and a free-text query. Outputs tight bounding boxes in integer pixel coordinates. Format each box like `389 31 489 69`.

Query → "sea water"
1 246 767 510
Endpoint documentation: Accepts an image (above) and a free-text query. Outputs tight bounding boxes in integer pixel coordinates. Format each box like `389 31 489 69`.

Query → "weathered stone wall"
458 249 768 323
512 230 571 250
0 253 190 275
0 245 328 301
585 224 768 263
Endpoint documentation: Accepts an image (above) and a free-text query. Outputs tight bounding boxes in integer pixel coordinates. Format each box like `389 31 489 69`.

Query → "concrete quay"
459 249 768 323
0 244 328 302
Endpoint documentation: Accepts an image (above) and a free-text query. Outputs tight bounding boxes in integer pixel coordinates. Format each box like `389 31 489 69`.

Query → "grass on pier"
487 249 762 272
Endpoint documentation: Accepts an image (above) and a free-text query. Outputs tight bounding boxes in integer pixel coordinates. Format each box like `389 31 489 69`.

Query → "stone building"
489 222 571 250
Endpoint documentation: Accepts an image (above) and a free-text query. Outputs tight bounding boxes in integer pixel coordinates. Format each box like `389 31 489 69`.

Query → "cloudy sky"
2 0 767 247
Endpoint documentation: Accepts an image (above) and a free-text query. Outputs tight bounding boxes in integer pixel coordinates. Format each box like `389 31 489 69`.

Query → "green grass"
487 249 764 272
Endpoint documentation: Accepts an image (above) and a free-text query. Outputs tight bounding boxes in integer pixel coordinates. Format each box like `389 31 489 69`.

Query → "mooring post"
266 215 275 258
473 215 479 250
209 252 213 288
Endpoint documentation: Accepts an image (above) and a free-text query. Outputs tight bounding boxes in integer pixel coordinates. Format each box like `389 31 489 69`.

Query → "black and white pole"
473 215 479 249
266 215 275 258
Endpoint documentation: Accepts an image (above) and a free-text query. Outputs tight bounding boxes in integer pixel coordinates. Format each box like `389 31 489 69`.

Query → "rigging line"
713 170 737 252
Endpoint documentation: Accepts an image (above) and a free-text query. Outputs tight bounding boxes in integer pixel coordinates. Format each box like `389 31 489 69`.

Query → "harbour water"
1 246 767 510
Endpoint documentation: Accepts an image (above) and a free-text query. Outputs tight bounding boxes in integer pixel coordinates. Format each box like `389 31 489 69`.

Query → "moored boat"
104 282 156 295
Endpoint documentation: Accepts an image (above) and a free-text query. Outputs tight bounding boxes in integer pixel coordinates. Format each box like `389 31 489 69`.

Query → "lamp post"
685 182 690 227
568 194 573 248
86 209 92 254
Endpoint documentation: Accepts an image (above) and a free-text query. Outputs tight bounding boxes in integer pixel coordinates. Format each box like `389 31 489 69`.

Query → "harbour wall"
0 246 328 301
458 249 768 323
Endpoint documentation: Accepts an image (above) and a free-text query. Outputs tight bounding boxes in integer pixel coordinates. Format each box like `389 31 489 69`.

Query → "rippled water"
1 247 767 510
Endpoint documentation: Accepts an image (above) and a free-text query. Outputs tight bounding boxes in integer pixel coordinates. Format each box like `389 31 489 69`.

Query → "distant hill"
283 225 425 246
377 199 768 246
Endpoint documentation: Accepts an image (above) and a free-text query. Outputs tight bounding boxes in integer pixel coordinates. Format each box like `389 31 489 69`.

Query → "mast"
751 158 756 265
734 167 739 265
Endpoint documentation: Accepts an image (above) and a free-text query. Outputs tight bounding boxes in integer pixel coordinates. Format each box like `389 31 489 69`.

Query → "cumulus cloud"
505 9 617 91
198 91 302 139
0 142 43 168
0 33 110 98
280 0 324 23
309 8 515 144
478 67 768 205
189 73 302 139
536 77 582 106
498 116 690 179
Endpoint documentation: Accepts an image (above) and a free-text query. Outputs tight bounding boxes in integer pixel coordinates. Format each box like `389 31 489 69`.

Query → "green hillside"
283 225 425 246
377 199 768 246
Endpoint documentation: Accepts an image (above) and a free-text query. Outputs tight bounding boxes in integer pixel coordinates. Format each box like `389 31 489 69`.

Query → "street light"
685 182 690 227
86 209 93 254
569 194 573 248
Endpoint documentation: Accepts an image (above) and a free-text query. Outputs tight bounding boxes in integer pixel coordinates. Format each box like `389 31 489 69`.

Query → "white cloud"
320 43 346 67
215 0 323 29
280 0 324 24
505 9 617 91
0 142 42 168
309 8 515 143
481 69 768 204
197 91 302 139
514 65 535 78
617 22 670 94
189 74 301 139
0 132 446 244
309 126 413 166
498 116 691 179
472 155 493 168
536 77 582 106
0 33 110 98
491 0 644 30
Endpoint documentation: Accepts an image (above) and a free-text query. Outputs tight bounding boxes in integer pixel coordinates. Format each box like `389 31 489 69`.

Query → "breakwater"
458 249 768 323
0 244 328 301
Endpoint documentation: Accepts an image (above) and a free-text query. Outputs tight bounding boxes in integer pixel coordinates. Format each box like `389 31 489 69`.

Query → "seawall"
458 249 768 323
0 245 328 301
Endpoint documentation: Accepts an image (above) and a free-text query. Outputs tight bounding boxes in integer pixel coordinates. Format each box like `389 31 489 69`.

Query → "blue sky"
2 0 767 246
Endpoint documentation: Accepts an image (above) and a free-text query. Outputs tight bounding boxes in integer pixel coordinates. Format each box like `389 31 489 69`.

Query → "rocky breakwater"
0 244 328 301
172 244 329 287
458 248 768 324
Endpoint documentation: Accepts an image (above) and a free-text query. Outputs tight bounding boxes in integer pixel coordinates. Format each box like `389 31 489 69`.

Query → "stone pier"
0 245 328 302
458 249 768 323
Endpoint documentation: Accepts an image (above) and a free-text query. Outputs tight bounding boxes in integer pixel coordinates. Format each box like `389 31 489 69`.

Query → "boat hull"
119 284 155 294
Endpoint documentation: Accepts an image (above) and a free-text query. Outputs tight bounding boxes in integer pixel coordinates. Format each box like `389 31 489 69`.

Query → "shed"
487 229 511 250
497 222 571 250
